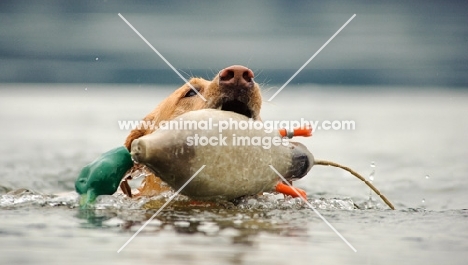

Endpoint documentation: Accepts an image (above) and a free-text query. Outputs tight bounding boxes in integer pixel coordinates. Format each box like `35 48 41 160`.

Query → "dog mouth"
219 100 253 119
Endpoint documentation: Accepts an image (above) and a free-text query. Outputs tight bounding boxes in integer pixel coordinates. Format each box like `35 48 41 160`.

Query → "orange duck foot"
275 182 307 200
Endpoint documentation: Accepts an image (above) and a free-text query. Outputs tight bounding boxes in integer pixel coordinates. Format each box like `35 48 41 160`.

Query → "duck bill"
79 189 98 209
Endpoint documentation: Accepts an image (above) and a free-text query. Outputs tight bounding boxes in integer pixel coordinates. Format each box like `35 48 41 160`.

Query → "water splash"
0 190 363 212
0 190 78 209
235 194 355 211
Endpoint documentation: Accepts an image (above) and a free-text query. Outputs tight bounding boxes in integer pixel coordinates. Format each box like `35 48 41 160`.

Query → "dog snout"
219 65 254 88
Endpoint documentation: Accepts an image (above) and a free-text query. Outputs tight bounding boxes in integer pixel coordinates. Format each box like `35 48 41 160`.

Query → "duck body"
131 109 314 201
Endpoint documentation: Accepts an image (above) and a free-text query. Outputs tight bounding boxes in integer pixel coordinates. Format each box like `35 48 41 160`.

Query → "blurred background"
1 0 467 87
1 3 468 264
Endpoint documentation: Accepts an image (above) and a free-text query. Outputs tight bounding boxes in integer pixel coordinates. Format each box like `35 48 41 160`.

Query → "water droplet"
425 175 429 179
84 87 88 91
368 161 375 182
422 198 425 203
368 161 376 199
95 57 99 61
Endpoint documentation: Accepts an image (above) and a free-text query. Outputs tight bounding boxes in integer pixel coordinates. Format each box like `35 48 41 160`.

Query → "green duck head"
75 146 133 208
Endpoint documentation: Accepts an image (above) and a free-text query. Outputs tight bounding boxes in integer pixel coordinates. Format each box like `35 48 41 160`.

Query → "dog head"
125 65 262 149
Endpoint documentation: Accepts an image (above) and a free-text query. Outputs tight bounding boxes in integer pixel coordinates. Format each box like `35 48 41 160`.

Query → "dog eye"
184 88 199 97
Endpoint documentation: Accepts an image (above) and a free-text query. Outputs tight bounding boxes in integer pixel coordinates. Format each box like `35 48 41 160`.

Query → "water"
1 84 467 264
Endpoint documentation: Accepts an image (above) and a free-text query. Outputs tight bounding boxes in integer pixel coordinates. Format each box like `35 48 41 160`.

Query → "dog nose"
219 65 254 87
